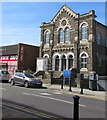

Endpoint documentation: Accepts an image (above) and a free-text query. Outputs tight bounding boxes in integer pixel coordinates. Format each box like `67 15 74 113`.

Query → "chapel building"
38 4 107 84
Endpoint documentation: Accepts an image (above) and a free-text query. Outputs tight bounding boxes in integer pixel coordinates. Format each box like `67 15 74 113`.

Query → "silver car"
10 72 43 88
0 70 10 82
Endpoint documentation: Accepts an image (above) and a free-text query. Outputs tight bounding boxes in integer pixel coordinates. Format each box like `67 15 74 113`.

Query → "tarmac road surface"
1 82 106 120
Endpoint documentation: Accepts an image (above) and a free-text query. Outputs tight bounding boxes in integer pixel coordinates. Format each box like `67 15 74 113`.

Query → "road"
0 82 106 119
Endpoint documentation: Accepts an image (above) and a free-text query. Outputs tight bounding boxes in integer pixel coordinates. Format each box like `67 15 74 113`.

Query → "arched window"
68 55 73 69
55 55 59 71
106 37 107 47
97 33 101 45
61 55 66 71
43 54 49 58
81 23 87 40
59 29 64 43
80 53 87 68
65 27 70 42
45 31 50 44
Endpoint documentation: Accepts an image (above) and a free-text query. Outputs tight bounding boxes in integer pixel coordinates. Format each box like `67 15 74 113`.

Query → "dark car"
0 70 10 82
10 72 43 88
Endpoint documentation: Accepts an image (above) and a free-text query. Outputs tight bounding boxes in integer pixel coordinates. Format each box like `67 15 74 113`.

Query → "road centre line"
22 92 86 107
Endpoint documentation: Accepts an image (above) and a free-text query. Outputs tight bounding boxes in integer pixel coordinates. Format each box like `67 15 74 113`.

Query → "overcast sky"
1 2 106 46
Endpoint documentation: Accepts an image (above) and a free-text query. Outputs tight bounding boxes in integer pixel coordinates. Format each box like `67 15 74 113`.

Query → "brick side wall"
18 44 39 71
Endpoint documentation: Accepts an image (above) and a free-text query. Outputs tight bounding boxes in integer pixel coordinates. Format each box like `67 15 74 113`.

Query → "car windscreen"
1 71 9 74
24 73 35 78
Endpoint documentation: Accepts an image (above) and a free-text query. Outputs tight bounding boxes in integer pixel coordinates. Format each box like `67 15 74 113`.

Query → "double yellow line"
3 101 64 120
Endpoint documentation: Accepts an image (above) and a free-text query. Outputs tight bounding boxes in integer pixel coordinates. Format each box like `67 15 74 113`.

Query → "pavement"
43 84 106 101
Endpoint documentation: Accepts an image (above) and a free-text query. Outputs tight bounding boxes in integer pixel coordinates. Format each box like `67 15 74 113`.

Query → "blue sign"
63 70 72 78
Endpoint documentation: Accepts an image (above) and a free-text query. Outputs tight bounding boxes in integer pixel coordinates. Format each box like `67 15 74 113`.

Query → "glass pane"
97 33 101 45
55 56 59 71
61 55 66 71
82 24 87 40
65 28 70 42
45 32 49 44
68 59 73 69
59 29 64 43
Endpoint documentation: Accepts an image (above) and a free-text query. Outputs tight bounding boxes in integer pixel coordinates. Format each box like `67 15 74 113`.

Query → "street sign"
63 70 71 78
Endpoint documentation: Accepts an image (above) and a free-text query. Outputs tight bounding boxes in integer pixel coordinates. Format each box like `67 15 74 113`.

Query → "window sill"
80 68 88 71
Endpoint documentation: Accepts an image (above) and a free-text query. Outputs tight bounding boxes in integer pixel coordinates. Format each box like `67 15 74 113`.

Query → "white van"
0 70 10 82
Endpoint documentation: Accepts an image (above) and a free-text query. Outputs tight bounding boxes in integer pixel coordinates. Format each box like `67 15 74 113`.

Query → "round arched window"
61 55 66 71
59 29 64 43
80 53 88 68
81 23 87 40
68 55 73 69
65 27 70 42
45 31 50 44
55 55 59 71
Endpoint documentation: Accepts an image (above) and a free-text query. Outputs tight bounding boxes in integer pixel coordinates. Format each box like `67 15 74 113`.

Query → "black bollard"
80 74 84 94
69 77 72 92
73 95 80 120
61 77 63 89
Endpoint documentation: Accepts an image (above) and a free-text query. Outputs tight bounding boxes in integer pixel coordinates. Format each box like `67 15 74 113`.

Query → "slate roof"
0 44 18 55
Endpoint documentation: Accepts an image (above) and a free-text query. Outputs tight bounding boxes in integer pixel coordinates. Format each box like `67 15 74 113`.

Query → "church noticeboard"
63 70 71 78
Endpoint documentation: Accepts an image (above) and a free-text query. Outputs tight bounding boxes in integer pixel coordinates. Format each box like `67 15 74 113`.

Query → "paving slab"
43 84 106 101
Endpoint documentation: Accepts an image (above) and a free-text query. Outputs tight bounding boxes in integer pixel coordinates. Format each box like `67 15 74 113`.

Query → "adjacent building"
0 43 39 77
37 4 107 84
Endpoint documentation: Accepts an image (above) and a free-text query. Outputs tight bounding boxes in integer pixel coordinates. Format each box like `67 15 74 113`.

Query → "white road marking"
23 93 31 95
40 93 51 96
53 92 62 94
0 88 7 90
22 92 86 107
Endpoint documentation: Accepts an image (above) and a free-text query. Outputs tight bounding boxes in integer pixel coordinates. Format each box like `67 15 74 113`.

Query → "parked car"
0 70 10 82
10 72 43 88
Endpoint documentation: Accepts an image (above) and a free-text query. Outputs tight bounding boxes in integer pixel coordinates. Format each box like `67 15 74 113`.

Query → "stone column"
66 58 68 70
59 59 61 71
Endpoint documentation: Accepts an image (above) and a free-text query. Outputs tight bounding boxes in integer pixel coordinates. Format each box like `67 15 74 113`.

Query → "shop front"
0 55 18 77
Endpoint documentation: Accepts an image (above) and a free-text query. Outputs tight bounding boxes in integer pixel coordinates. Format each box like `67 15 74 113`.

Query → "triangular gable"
51 4 78 22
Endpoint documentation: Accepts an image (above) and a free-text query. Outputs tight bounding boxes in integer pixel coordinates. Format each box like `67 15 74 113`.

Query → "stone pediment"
51 4 78 23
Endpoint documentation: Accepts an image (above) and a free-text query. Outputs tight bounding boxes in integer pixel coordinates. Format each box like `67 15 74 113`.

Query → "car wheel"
24 81 29 88
11 80 15 86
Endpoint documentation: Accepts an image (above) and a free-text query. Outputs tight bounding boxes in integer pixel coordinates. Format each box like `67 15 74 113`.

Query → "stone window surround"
79 22 88 41
58 27 71 43
44 29 51 45
43 54 49 58
52 52 74 71
79 51 89 70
